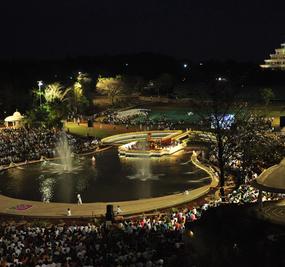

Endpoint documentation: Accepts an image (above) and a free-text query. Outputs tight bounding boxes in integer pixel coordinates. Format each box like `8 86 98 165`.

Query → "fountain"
124 157 162 181
56 132 73 172
41 132 82 175
134 157 152 180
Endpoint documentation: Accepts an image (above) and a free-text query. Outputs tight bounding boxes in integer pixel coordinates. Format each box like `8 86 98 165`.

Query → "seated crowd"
0 204 203 267
0 128 99 166
0 181 282 267
100 111 182 131
226 184 284 204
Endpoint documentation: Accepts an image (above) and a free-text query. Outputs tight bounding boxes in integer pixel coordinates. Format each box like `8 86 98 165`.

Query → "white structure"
252 158 285 193
4 111 24 128
261 43 285 70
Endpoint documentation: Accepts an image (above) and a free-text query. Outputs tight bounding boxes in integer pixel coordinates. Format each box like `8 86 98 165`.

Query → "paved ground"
255 200 285 225
0 154 218 218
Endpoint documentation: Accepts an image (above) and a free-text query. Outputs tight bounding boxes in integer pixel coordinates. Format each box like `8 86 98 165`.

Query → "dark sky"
1 0 285 61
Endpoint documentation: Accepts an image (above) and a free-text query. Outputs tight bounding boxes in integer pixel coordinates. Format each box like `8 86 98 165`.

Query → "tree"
96 76 125 105
43 83 70 103
260 88 275 106
77 72 93 103
27 82 70 128
233 114 285 175
69 72 92 114
24 106 50 128
155 73 175 97
192 79 245 196
119 75 145 95
133 76 146 95
193 79 284 190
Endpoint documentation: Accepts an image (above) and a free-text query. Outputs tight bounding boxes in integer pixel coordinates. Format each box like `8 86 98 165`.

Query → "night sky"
1 0 285 61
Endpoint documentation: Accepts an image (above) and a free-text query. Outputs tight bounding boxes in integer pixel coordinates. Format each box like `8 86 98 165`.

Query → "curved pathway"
0 154 218 218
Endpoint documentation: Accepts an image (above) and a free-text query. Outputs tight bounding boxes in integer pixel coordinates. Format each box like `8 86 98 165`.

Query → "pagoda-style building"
261 43 285 70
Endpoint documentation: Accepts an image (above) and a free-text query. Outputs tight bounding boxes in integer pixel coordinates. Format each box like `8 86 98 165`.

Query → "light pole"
37 81 43 106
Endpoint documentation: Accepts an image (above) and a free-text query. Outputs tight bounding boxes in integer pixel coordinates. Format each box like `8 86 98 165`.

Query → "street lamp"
37 80 43 106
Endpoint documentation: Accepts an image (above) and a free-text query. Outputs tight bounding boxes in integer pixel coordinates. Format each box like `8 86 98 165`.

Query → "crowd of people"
226 184 284 205
0 128 99 166
0 181 282 267
99 110 184 131
0 204 204 267
0 110 283 265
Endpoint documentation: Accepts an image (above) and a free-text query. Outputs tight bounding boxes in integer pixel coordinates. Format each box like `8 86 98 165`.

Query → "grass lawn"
64 122 139 138
65 102 285 137
143 102 285 127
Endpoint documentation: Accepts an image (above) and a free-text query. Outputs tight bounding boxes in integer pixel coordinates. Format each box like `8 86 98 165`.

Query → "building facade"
261 43 285 70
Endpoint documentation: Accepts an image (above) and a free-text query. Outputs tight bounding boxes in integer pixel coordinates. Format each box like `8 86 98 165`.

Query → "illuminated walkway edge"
0 154 219 218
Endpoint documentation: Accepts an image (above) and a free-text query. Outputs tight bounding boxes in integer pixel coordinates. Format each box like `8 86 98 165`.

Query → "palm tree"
43 82 70 103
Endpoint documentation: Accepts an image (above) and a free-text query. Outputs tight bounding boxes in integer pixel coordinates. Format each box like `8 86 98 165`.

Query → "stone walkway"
0 154 219 218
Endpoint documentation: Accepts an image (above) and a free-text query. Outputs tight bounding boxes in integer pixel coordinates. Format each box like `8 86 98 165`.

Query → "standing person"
67 208 71 216
116 205 122 215
77 194 82 205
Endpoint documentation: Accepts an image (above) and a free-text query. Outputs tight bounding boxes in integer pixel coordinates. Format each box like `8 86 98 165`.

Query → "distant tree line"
0 54 285 119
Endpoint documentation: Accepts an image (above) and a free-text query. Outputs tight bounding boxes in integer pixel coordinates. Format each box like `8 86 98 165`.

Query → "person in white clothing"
67 208 71 216
116 205 122 215
77 194 82 205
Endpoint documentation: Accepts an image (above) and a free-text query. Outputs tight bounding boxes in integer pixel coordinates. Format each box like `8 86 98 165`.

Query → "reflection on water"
38 175 55 202
0 148 210 203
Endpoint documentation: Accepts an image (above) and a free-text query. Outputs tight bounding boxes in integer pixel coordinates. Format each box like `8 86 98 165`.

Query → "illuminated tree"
232 114 285 175
69 72 92 114
27 82 70 128
96 76 125 105
70 81 84 113
43 83 70 103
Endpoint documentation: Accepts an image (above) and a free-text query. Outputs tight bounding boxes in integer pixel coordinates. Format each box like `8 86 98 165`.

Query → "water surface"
0 149 210 203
